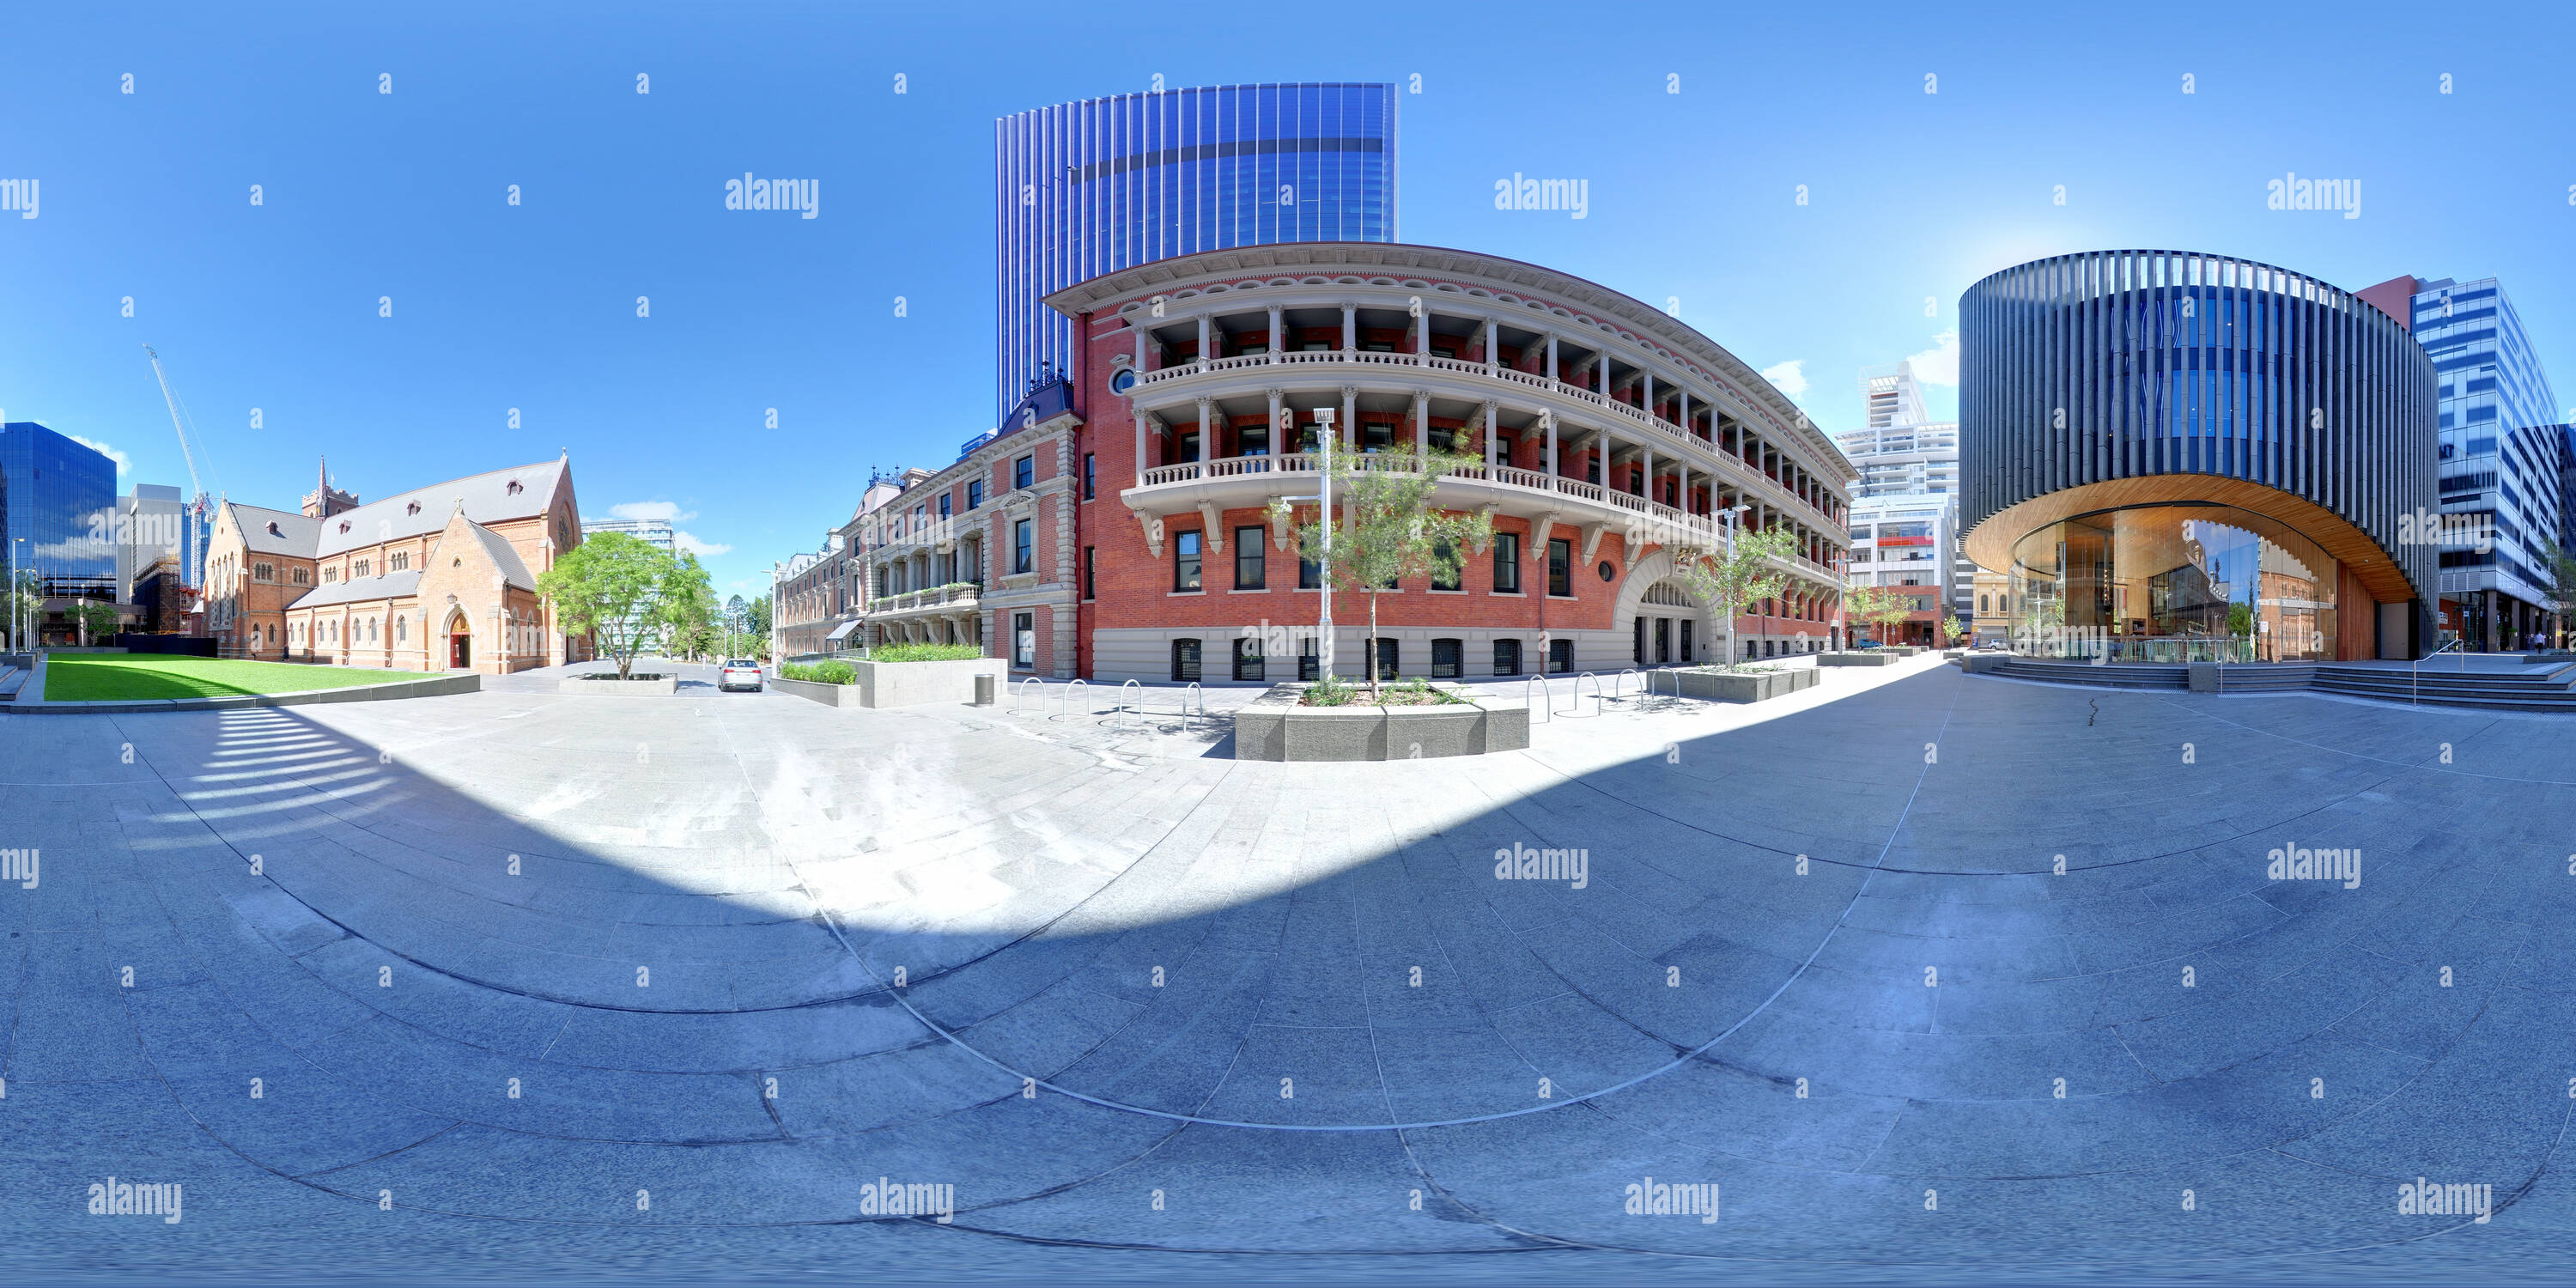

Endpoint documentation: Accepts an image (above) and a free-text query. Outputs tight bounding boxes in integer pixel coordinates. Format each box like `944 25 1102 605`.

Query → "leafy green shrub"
781 660 857 684
1303 672 1358 707
868 643 982 663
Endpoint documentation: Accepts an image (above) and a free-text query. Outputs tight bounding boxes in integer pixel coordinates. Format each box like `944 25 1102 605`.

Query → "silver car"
718 659 763 692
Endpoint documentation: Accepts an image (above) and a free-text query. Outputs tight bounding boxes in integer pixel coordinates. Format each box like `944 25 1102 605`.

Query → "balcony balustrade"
1125 453 1838 586
1132 347 1843 530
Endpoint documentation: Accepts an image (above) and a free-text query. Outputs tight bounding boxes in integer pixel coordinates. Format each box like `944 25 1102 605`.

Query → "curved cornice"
1040 241 1848 482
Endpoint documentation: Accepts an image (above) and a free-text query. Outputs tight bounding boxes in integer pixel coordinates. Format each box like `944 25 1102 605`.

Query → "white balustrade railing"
1133 347 1838 530
1125 454 1832 582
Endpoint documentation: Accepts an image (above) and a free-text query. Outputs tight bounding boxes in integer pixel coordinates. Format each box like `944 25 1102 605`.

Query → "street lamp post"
1276 406 1338 681
1834 549 1850 653
1722 504 1748 669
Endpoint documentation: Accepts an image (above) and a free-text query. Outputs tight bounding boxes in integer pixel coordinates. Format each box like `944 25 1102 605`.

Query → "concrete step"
1993 661 2187 690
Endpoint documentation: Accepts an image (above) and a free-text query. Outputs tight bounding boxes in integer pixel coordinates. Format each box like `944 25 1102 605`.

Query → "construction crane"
143 345 218 592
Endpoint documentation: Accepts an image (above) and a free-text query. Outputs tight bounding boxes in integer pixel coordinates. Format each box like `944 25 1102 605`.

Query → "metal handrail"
2414 637 2463 707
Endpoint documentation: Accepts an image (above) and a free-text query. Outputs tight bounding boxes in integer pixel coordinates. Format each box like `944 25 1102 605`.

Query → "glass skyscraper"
994 82 1399 419
0 421 118 599
2409 277 2564 650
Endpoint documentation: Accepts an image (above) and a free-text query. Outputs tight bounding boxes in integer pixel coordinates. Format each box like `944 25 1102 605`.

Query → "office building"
994 82 1399 418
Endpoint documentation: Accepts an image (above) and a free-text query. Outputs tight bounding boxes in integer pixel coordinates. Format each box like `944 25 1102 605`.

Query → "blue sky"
5 1 2572 596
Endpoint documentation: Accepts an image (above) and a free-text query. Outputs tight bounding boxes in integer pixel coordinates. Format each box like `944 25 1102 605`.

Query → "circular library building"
1960 249 2440 662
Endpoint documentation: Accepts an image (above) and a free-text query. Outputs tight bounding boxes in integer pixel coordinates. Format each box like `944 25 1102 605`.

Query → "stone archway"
442 608 473 671
1611 548 1716 666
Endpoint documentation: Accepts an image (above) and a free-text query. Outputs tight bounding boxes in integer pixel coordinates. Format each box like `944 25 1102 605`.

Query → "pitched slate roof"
225 503 322 557
284 569 423 610
461 520 538 591
313 459 565 559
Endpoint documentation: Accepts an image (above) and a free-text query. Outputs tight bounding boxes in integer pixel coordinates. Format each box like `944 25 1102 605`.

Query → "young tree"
1671 523 1795 671
3 569 37 652
537 531 702 679
660 553 720 663
1267 444 1493 700
2549 542 2576 651
1842 584 1916 646
75 600 120 646
1940 613 1968 648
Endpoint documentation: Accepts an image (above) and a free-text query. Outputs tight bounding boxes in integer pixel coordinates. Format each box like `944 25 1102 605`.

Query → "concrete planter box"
1234 683 1529 762
1820 651 1901 667
769 676 853 708
1673 666 1819 703
559 673 678 696
1961 654 2012 674
848 657 1007 708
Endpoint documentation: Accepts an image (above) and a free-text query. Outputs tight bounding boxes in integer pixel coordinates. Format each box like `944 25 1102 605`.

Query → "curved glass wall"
2006 504 2338 662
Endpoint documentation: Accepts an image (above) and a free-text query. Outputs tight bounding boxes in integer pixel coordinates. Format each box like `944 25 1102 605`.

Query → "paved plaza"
7 653 2576 1280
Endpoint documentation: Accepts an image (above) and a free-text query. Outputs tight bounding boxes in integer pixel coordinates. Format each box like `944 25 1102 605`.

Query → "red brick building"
858 244 1855 683
202 457 590 673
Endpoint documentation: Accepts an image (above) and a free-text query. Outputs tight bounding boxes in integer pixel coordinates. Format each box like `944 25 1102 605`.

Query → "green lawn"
42 654 436 702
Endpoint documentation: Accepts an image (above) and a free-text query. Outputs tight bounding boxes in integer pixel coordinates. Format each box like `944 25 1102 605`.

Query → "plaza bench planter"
843 657 1007 708
1820 651 1902 667
1234 683 1529 762
559 674 678 696
769 675 852 707
1672 667 1818 702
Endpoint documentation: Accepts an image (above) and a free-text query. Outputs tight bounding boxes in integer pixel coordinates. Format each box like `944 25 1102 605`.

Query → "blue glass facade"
995 82 1398 418
0 421 118 599
2409 278 2564 649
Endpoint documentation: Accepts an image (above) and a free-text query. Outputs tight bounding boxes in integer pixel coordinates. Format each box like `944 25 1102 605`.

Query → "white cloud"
1759 360 1808 396
608 499 697 523
673 531 732 558
1905 330 1960 386
70 434 131 475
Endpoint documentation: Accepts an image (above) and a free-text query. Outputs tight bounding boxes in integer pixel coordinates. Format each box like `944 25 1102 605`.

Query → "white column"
1643 371 1656 421
1136 322 1156 374
1546 334 1558 382
1196 397 1212 465
1678 389 1691 435
1484 401 1498 471
1133 412 1148 487
1267 305 1284 361
1340 386 1358 451
1484 318 1498 371
1341 302 1356 351
1643 445 1654 503
1266 388 1283 453
1677 460 1689 516
1197 314 1211 363
1413 391 1430 455
1545 414 1558 478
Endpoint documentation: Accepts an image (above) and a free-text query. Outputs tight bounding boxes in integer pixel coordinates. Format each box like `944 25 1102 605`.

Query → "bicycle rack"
1613 668 1643 706
1054 678 1091 719
1524 674 1553 723
1561 671 1605 717
1116 679 1143 730
1013 677 1047 715
1182 683 1205 720
1643 668 1682 705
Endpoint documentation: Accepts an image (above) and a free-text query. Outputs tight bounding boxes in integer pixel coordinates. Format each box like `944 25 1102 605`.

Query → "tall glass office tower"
995 82 1399 419
2408 278 2564 650
0 421 118 599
